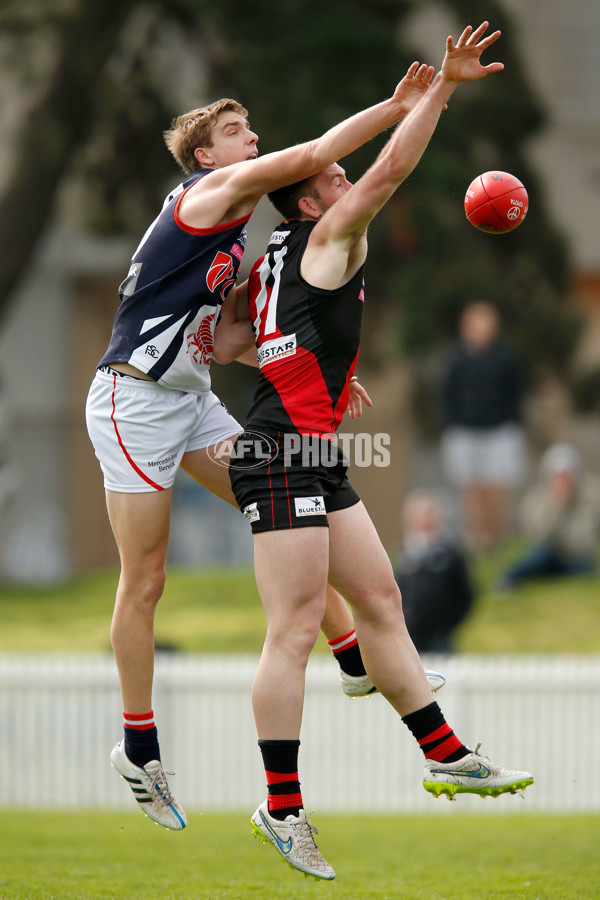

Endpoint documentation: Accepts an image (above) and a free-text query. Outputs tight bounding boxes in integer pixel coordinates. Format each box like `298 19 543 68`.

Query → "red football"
464 171 528 233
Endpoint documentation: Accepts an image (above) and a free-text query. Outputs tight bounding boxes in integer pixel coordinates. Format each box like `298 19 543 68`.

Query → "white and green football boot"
423 743 534 800
251 800 335 880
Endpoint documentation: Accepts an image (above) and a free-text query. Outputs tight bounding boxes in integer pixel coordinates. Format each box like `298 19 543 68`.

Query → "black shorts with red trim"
229 429 360 534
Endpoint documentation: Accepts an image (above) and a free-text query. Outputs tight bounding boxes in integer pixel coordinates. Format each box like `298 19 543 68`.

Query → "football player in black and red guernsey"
219 23 533 879
86 68 443 833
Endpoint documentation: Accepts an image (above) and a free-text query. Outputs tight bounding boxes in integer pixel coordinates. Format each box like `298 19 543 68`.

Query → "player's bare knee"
377 586 405 627
267 601 322 663
118 567 166 611
140 567 167 607
297 618 322 659
354 583 404 627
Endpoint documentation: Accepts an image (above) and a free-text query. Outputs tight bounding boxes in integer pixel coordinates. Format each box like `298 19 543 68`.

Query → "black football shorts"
229 429 360 534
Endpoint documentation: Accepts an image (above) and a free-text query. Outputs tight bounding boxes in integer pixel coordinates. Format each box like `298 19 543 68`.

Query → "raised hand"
441 21 504 85
392 62 436 118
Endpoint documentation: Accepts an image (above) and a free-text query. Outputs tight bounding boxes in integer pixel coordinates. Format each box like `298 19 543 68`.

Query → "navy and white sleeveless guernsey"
246 219 365 437
99 169 250 394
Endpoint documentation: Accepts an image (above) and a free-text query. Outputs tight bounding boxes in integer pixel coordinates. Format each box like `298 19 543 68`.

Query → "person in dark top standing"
441 301 526 553
395 491 474 653
217 23 533 881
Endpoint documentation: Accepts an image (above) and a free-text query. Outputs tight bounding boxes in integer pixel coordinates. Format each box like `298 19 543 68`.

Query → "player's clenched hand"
441 21 504 85
347 376 373 420
392 62 436 118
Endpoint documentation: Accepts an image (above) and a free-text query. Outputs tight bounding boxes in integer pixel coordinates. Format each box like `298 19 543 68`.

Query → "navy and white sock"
123 710 161 768
327 629 367 677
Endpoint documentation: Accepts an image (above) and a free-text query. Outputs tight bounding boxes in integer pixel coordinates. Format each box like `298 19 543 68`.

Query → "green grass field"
0 812 597 899
0 548 599 654
1 561 598 898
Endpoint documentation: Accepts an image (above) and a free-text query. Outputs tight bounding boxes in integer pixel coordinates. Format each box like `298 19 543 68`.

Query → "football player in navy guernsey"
85 69 447 831
218 23 533 879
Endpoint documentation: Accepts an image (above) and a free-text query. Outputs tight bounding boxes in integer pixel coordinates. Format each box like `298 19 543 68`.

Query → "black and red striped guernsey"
246 219 365 437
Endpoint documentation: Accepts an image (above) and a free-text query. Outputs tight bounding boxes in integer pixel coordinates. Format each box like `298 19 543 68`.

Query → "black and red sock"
327 630 366 677
402 701 470 763
258 739 303 821
123 710 161 768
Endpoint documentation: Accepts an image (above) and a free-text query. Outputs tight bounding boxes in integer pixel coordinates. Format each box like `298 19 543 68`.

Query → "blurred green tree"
197 0 580 415
0 0 579 391
0 0 140 323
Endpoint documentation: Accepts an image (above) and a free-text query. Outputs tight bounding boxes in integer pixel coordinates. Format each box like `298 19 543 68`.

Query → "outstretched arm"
179 62 437 229
303 22 503 289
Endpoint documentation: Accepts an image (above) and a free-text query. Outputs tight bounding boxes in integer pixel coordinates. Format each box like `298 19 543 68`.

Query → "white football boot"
340 668 446 698
110 740 187 829
423 743 534 800
251 799 335 880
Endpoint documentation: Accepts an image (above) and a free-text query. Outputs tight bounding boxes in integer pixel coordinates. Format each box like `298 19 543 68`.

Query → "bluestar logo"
294 496 326 518
269 230 290 245
257 334 297 368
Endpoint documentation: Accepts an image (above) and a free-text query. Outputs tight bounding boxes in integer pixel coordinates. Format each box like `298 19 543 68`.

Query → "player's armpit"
213 285 256 365
212 315 256 365
235 279 250 319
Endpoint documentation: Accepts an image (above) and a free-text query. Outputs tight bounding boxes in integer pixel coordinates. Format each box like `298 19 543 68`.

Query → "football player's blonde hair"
163 99 248 174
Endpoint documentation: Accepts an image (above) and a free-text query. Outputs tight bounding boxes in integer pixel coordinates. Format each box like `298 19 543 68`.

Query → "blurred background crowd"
0 0 599 654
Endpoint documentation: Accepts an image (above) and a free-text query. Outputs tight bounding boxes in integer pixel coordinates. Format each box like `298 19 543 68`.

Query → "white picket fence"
1 653 599 814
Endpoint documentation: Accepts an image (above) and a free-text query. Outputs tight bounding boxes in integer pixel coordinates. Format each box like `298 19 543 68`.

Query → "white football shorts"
86 367 241 492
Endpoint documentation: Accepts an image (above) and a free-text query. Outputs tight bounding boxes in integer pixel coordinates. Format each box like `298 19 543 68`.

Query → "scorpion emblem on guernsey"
186 312 216 365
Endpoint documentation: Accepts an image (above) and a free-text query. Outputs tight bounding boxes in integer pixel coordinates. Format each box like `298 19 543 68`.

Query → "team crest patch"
242 502 260 523
294 496 326 518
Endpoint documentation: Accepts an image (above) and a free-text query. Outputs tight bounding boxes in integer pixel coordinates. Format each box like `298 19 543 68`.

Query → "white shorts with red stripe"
85 367 241 492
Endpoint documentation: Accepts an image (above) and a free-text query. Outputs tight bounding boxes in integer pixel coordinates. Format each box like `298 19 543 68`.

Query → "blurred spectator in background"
441 301 526 554
498 443 600 590
395 491 475 653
